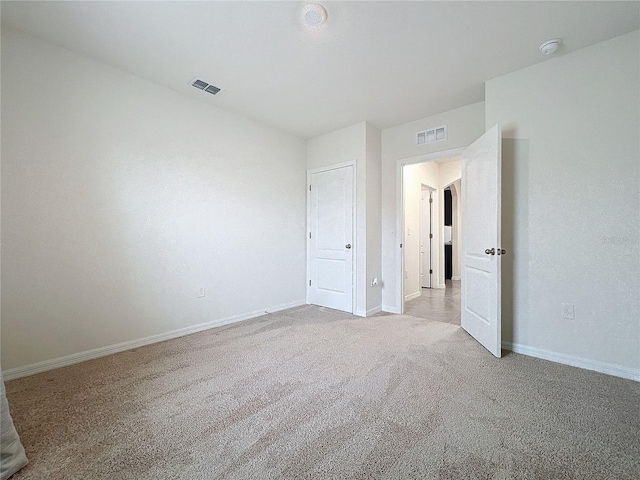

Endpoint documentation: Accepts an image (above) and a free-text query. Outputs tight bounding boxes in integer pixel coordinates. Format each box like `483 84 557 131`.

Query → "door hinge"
309 232 311 239
309 280 311 286
309 185 311 191
429 197 433 204
429 233 433 239
400 243 403 248
430 269 433 274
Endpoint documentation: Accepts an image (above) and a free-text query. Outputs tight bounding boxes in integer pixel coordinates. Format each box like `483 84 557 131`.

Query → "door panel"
317 259 347 292
461 125 502 357
308 166 353 312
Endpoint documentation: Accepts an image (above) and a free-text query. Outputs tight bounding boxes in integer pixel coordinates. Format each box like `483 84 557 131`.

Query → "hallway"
404 280 461 325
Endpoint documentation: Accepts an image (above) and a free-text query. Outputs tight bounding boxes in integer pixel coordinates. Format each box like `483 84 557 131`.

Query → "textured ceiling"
2 1 638 138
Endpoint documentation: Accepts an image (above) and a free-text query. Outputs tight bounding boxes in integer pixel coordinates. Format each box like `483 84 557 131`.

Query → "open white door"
461 124 502 357
307 165 354 313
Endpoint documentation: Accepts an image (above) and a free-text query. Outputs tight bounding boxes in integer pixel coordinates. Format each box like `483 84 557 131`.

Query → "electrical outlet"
197 287 206 298
562 303 574 320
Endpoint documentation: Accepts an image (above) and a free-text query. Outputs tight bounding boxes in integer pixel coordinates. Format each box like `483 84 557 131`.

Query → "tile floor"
404 280 461 325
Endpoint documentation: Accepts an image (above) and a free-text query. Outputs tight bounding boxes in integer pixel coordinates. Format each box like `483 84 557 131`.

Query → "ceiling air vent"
190 78 222 96
417 125 447 145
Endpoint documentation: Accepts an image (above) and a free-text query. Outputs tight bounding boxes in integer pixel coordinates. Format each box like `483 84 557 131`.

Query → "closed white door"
420 190 432 288
307 165 354 312
461 124 502 357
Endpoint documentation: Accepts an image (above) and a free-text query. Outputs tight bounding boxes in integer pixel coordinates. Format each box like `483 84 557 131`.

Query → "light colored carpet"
4 305 640 479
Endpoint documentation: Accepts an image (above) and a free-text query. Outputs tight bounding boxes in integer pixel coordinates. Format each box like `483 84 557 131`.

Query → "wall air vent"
190 78 222 96
416 125 447 145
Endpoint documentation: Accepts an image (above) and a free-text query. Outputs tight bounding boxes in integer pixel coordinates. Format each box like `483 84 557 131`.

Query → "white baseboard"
452 276 461 281
404 291 421 302
366 306 382 317
502 342 639 382
2 300 305 381
434 284 446 289
355 307 382 317
382 304 402 314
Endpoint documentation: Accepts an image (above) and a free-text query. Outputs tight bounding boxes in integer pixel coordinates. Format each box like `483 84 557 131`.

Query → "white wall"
365 123 382 314
487 30 640 377
306 122 366 171
439 160 462 191
383 102 486 162
403 162 439 298
381 102 485 312
1 28 307 372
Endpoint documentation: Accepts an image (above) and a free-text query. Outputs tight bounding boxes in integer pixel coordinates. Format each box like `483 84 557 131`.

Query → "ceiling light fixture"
301 3 327 28
539 39 561 55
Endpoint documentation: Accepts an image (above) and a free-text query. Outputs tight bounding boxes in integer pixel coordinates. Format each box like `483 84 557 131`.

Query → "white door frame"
396 148 465 314
420 186 435 289
306 161 357 313
449 180 462 281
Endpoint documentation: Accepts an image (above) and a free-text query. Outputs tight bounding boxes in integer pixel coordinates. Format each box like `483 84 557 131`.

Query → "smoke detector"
539 39 561 55
301 4 327 28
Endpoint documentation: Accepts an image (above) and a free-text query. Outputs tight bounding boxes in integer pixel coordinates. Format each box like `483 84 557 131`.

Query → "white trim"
434 283 446 289
382 304 402 314
397 147 465 315
404 291 421 302
2 300 305 381
366 306 382 317
306 161 356 314
306 161 356 176
503 342 639 382
452 275 461 281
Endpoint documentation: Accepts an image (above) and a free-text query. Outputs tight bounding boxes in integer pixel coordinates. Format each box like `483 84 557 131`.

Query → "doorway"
443 180 462 282
401 156 462 324
396 125 503 357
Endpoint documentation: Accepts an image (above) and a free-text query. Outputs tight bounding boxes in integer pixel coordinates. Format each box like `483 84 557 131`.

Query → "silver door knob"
345 244 351 249
484 248 495 255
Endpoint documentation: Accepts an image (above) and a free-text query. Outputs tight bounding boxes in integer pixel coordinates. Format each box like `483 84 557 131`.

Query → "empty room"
1 1 638 479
